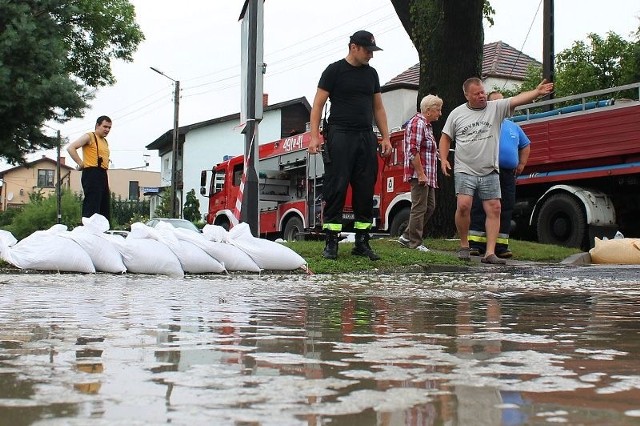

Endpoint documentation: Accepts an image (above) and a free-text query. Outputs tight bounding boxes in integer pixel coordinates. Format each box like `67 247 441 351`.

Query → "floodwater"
1 267 640 425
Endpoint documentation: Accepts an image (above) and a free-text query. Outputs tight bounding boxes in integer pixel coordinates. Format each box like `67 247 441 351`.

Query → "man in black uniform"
308 30 392 260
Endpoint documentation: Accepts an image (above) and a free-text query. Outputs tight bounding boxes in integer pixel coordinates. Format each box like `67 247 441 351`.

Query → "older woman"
398 95 443 251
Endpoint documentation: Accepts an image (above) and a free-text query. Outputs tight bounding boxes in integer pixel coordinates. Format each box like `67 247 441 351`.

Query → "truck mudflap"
531 185 617 248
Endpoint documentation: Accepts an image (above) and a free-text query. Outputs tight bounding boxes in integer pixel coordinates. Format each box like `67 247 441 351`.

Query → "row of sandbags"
0 215 307 277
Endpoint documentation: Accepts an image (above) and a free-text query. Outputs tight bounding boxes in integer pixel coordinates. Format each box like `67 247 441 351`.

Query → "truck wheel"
389 207 410 237
536 193 587 248
214 218 230 231
283 217 304 241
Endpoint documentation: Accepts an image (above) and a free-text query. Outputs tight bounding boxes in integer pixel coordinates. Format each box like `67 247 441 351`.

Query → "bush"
182 189 201 222
111 194 150 229
4 189 82 240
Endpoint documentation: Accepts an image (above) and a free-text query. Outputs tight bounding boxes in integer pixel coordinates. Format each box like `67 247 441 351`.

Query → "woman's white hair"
420 95 443 113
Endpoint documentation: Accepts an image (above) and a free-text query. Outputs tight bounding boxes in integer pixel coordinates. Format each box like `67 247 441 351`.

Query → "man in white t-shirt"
439 78 553 264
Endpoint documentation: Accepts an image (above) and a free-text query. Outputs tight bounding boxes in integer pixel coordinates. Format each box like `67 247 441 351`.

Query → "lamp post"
150 66 180 218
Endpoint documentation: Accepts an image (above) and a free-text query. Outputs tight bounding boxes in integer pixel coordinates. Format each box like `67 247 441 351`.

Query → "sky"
26 0 640 172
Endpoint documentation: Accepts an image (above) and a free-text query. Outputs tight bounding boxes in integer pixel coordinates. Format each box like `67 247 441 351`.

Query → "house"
146 95 311 219
381 41 541 129
0 156 161 211
0 156 77 211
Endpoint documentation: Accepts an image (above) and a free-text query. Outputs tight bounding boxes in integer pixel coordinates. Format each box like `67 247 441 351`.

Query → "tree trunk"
390 0 484 238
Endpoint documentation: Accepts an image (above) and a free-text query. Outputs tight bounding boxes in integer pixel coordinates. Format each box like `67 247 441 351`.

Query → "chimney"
262 93 268 107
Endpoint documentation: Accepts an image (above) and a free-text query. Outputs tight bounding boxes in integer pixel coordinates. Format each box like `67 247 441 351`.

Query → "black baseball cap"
350 30 382 51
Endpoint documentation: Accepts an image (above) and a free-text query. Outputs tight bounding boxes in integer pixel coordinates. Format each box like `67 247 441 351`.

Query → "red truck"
513 82 640 249
200 130 414 240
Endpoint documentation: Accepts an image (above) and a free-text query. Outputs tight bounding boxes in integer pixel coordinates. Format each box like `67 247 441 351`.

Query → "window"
233 164 244 187
37 169 55 188
129 181 139 200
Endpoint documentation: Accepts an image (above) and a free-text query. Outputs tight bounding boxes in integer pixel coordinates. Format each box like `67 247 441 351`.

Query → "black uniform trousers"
81 167 111 221
322 126 378 229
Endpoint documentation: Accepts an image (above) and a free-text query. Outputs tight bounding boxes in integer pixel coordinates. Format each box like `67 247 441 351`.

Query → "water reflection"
0 272 639 425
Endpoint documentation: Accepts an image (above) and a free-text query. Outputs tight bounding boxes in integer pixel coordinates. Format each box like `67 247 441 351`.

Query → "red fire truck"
513 82 640 249
200 130 413 240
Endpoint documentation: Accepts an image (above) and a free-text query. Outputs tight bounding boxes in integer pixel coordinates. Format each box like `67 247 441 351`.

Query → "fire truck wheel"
536 193 587 249
389 207 410 237
283 217 304 241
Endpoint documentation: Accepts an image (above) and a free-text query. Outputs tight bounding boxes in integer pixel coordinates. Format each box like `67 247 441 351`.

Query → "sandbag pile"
0 215 307 276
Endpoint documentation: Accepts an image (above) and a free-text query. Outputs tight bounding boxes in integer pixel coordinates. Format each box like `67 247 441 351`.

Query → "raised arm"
509 79 554 110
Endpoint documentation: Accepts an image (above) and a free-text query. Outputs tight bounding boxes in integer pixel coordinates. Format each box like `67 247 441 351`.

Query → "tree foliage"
182 189 202 223
501 28 640 99
154 189 172 218
0 0 144 164
3 189 82 240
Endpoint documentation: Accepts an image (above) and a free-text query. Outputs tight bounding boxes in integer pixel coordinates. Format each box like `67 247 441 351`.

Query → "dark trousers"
469 168 515 254
322 127 378 229
81 167 111 221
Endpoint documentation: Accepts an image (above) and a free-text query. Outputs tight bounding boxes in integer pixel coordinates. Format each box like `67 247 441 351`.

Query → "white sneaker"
398 235 410 247
416 245 430 252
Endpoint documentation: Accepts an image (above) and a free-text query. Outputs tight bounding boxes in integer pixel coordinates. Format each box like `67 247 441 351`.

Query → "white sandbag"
119 237 183 277
0 226 95 273
0 230 17 248
202 224 231 243
135 222 225 274
81 213 110 233
228 222 306 270
589 237 640 264
175 228 259 272
65 227 126 273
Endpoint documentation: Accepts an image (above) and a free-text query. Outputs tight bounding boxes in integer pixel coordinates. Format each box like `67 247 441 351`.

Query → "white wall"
382 88 418 131
181 109 283 219
484 77 523 93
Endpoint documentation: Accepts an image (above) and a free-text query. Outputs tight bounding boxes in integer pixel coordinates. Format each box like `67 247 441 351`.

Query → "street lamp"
150 66 180 218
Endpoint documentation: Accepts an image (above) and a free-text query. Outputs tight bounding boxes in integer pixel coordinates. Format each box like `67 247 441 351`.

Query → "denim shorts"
454 171 501 200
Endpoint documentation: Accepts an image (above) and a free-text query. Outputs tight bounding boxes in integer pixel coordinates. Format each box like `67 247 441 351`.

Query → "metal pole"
171 80 180 218
150 67 180 218
242 0 259 236
56 130 62 224
543 0 554 102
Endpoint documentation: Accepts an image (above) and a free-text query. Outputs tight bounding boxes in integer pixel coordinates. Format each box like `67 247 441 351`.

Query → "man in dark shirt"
308 30 392 260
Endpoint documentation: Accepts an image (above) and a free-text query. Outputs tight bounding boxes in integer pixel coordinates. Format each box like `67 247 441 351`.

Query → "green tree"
501 28 640 99
0 0 144 164
154 189 172 218
390 0 488 238
554 32 637 96
182 189 201 223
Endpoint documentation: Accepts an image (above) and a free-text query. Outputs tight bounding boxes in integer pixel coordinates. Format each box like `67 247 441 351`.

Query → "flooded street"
1 267 640 425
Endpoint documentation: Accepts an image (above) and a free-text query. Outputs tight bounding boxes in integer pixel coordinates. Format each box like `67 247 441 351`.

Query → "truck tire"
283 217 304 241
214 218 230 231
389 207 410 237
536 193 587 248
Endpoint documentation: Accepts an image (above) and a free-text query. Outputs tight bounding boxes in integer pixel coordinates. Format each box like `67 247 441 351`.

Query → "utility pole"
56 130 62 224
150 66 181 218
239 0 264 236
543 0 554 102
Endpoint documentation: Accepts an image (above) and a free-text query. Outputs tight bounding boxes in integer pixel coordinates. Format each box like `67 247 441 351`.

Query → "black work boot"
322 231 339 260
351 231 380 261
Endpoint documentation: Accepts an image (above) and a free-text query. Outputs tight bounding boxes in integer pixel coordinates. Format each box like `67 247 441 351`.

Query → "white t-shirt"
442 98 511 176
